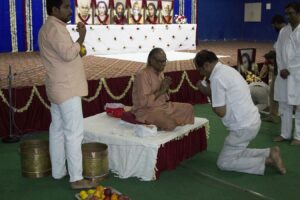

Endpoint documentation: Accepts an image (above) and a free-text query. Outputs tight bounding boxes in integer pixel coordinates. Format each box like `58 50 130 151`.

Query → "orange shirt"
132 67 169 122
38 16 88 104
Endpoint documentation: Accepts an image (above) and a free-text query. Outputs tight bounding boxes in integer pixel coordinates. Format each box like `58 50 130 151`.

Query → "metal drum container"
20 139 51 178
82 143 109 181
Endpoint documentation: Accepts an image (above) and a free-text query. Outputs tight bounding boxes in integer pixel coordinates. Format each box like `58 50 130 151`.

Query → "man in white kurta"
273 2 300 145
194 50 286 175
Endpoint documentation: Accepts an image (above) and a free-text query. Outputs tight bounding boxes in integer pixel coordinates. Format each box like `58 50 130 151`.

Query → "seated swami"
131 48 194 131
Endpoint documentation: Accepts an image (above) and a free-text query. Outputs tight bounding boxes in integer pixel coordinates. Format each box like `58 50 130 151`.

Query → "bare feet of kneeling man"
266 146 286 175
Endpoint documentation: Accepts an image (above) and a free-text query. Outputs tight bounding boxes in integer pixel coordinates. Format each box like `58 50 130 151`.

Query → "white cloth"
209 62 260 130
66 24 197 55
274 24 300 105
119 120 158 137
278 102 300 140
133 124 158 137
217 120 270 175
49 96 84 182
83 113 209 180
104 103 125 109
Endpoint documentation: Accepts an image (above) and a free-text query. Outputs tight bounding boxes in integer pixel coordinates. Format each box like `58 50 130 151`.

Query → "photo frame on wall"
129 0 144 24
75 0 94 24
94 0 111 25
112 0 128 24
244 3 262 22
145 0 159 24
160 0 174 24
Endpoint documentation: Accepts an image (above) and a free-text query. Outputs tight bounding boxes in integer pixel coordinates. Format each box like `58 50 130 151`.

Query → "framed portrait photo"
129 0 144 24
94 0 111 25
145 0 159 24
75 0 93 24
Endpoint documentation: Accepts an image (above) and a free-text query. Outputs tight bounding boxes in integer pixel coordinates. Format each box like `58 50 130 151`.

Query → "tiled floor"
0 41 273 89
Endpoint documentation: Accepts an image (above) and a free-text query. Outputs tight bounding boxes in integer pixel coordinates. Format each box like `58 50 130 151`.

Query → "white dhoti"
49 96 84 182
278 102 300 140
249 82 270 112
217 121 270 175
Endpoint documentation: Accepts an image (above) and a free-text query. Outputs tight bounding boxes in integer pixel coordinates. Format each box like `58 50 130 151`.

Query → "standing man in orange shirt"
38 0 94 189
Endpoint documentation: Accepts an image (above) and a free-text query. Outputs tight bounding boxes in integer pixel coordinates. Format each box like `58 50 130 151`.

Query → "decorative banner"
75 0 94 24
94 0 111 24
67 24 196 55
160 0 174 24
145 0 159 24
9 0 18 52
112 0 128 24
128 0 144 24
24 0 33 51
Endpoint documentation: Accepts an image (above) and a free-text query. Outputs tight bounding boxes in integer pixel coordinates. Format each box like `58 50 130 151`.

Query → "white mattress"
83 112 209 180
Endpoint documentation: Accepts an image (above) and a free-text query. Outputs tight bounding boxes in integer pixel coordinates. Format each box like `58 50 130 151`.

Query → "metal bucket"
82 143 109 181
20 139 51 178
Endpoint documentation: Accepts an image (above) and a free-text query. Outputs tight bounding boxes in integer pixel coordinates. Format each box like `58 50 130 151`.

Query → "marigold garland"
42 0 47 23
179 0 184 15
191 0 197 24
82 80 103 102
102 76 135 100
0 71 199 112
9 0 18 52
25 0 33 51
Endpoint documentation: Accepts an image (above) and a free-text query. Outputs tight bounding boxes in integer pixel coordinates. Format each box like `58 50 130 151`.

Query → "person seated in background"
260 51 280 123
131 48 194 131
194 50 286 175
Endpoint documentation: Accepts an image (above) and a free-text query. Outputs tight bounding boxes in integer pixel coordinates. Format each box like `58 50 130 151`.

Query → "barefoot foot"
270 146 286 175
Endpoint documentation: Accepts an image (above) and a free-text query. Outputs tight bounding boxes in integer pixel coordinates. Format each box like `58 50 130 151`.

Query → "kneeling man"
131 48 194 131
194 50 286 175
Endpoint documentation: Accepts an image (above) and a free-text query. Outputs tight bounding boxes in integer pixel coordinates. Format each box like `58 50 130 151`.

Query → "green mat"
0 104 299 200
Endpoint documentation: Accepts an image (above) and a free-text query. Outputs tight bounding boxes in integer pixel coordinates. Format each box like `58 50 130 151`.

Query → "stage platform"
0 41 272 89
0 41 272 138
83 113 209 180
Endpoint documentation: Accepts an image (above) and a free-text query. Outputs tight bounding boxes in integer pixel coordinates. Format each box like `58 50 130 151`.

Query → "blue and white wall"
0 0 294 52
198 0 292 42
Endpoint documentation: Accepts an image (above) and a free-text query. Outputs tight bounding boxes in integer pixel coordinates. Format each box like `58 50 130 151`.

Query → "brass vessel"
20 139 51 178
82 143 109 181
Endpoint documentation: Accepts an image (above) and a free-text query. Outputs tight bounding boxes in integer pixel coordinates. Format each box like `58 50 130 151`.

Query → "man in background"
271 14 286 33
273 2 300 145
